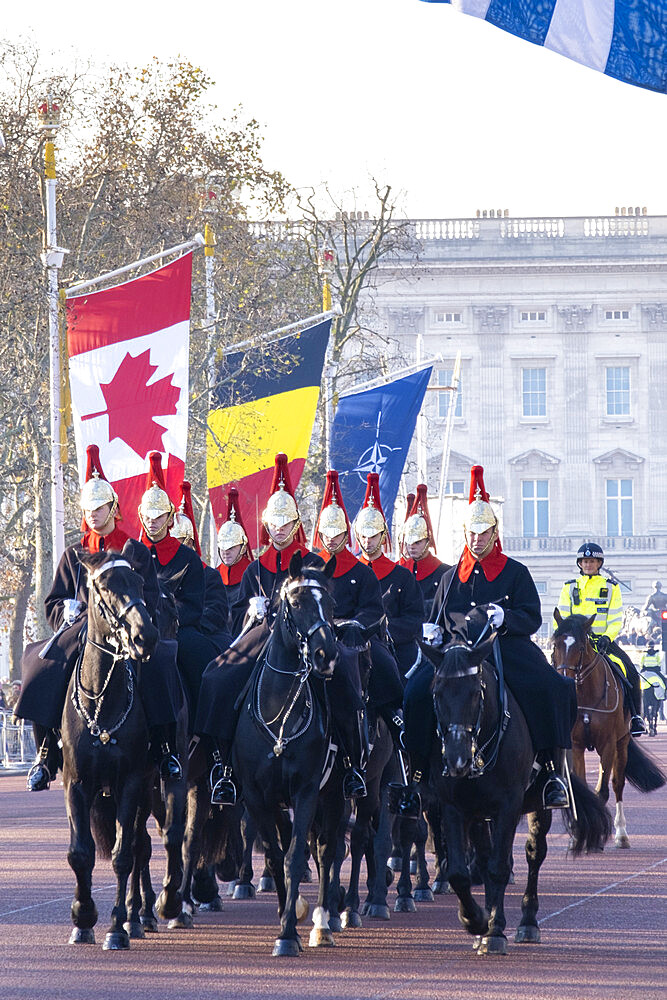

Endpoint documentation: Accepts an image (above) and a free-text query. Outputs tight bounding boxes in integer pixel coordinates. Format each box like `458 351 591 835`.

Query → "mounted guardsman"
399 483 450 620
170 480 232 656
138 453 219 716
216 486 254 623
18 444 183 790
405 464 576 809
354 473 425 680
314 470 406 759
195 453 367 804
556 542 646 736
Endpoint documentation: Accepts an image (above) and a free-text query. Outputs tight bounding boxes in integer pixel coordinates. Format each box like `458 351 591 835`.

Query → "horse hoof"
341 910 362 929
197 896 223 912
168 910 194 930
69 927 95 945
140 915 159 933
394 896 416 913
226 880 239 896
295 895 309 924
309 928 335 947
414 887 434 903
157 890 183 921
258 876 276 893
367 904 390 921
301 865 314 884
433 879 450 894
615 836 630 849
103 931 130 951
272 938 301 957
328 914 342 933
472 935 482 951
123 921 144 939
477 935 508 955
388 856 401 872
515 925 541 944
233 883 256 900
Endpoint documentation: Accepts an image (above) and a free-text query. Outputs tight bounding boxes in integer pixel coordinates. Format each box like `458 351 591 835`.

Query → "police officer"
138 453 219 718
216 487 254 624
354 473 425 680
196 454 366 804
170 481 232 656
18 445 183 789
556 542 646 736
399 484 450 620
406 465 575 810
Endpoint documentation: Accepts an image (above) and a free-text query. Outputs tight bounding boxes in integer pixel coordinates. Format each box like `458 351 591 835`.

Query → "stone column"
559 306 593 535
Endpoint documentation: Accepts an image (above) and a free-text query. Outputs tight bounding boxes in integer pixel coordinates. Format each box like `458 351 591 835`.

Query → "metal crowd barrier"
0 711 35 769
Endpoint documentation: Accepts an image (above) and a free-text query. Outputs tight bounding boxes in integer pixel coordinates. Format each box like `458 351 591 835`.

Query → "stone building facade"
361 212 667 624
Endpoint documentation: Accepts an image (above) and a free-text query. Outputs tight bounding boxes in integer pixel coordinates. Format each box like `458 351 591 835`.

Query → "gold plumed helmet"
354 474 388 550
171 510 194 543
260 453 305 547
463 466 498 560
139 452 174 520
217 487 250 559
79 445 118 528
402 484 436 551
171 482 201 554
319 500 348 539
315 470 351 552
403 512 429 545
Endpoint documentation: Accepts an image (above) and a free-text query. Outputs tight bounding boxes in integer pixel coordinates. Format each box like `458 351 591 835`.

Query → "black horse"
61 550 159 949
233 551 340 956
423 634 612 955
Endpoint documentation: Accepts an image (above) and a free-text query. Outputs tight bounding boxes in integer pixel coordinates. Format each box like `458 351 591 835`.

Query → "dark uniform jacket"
360 553 425 676
400 552 449 621
218 556 253 629
201 564 232 654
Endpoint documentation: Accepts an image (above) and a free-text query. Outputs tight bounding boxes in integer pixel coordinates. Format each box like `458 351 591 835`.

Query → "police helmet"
577 541 604 569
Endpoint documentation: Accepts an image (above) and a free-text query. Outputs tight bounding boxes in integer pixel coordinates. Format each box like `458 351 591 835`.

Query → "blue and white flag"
420 1 667 93
330 367 432 533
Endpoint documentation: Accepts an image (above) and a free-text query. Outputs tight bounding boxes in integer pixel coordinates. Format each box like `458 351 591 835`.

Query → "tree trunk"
8 561 33 682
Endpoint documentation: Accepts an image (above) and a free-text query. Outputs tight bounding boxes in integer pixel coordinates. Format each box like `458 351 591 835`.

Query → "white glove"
422 623 444 647
248 596 270 621
63 599 83 625
487 603 505 627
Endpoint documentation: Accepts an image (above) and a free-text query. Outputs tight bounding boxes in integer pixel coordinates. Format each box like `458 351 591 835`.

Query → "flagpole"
204 222 217 564
38 91 68 571
65 234 206 296
319 248 336 470
435 351 461 538
416 330 426 481
223 307 341 356
339 358 442 398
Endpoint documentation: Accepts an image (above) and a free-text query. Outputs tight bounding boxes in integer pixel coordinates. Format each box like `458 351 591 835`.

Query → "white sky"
6 0 667 219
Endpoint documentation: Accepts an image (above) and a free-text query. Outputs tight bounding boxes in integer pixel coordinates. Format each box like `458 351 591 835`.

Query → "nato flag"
330 367 432 533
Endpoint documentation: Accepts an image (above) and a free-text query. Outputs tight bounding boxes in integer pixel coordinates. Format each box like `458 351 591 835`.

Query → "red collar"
400 552 442 581
259 539 310 573
142 532 182 565
317 547 359 578
359 552 396 581
218 555 252 586
458 541 507 583
81 525 130 554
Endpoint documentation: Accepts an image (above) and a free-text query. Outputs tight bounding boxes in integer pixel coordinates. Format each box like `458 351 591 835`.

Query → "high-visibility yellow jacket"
640 649 662 671
556 573 623 641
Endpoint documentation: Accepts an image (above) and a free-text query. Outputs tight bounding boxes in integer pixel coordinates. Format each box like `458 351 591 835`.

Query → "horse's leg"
233 808 257 899
276 795 315 955
476 804 522 955
442 805 488 939
155 771 186 920
257 806 277 892
139 860 158 930
428 802 449 894
125 793 152 939
413 815 433 902
365 784 393 919
65 779 98 944
104 774 145 950
394 815 417 912
175 775 210 927
324 806 348 933
515 809 552 944
612 733 630 849
309 799 340 947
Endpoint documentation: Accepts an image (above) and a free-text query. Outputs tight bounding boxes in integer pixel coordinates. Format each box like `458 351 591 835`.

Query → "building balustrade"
503 535 660 552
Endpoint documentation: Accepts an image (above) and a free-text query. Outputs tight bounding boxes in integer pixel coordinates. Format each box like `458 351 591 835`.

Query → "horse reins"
554 635 621 715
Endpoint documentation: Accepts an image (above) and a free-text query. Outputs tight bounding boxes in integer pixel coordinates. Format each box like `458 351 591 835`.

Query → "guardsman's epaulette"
565 578 576 584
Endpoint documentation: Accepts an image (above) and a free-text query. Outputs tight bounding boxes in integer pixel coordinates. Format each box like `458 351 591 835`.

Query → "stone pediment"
508 449 560 469
592 448 644 469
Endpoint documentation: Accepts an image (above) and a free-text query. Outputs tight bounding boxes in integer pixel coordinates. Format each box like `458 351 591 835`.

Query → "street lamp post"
38 89 69 571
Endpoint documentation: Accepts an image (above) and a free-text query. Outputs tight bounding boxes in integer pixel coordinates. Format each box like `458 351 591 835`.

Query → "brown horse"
552 611 665 848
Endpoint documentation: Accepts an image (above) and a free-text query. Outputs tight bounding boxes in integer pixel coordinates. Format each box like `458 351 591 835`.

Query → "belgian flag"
207 319 331 537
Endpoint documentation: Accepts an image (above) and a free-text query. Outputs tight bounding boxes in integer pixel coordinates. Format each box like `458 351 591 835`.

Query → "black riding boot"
210 740 237 807
26 725 59 792
538 749 570 810
335 709 367 800
150 724 182 782
628 671 646 736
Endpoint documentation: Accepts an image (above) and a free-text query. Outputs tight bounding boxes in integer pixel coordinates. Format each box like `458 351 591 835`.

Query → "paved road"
1 731 665 1000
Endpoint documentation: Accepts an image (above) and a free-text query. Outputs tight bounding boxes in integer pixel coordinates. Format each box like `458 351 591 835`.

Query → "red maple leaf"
82 350 181 457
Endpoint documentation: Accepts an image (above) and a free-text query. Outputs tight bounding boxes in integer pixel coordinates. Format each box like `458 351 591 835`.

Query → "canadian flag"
66 254 192 538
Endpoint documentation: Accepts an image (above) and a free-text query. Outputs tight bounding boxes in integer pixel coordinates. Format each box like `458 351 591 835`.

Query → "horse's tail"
201 801 243 873
90 793 117 859
567 772 613 855
625 738 667 793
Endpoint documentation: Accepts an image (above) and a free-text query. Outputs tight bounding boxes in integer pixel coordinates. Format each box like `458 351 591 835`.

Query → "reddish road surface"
1 731 665 1000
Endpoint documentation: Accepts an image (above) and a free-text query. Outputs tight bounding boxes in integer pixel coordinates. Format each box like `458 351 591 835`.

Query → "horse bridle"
279 577 335 675
87 559 147 658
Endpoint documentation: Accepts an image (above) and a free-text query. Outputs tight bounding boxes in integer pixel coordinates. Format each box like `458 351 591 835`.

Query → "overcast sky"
6 0 667 220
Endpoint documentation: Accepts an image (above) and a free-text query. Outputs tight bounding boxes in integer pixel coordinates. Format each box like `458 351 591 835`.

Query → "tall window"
607 479 633 536
446 480 465 495
522 368 546 417
437 369 462 418
522 480 549 537
606 366 630 416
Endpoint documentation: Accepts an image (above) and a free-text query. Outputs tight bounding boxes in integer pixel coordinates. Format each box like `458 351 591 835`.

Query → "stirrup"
342 767 367 800
211 767 237 806
159 748 183 782
542 773 569 810
630 715 646 737
26 759 52 792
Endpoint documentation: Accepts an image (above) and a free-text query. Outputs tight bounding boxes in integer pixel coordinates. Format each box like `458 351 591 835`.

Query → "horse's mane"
78 550 115 571
279 565 333 599
552 614 592 642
